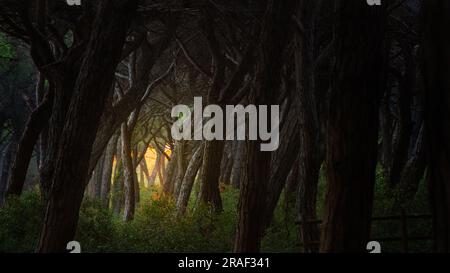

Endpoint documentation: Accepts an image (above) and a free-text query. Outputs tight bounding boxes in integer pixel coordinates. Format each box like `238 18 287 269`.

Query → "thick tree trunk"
148 151 161 186
380 90 394 173
162 145 178 197
234 0 298 252
157 152 166 186
389 43 415 188
6 89 53 196
422 0 450 253
230 141 245 189
112 163 124 216
234 139 271 252
262 99 300 229
132 147 140 204
220 142 233 185
140 159 150 186
391 123 426 211
197 13 226 212
121 123 135 222
177 142 205 215
36 73 49 171
284 157 300 230
36 1 137 252
0 142 16 205
100 134 118 207
174 141 191 199
199 140 224 212
91 153 105 199
294 2 322 252
320 0 388 253
39 75 79 200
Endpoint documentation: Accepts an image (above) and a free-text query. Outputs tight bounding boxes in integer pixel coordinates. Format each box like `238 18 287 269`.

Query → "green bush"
0 191 43 252
0 173 432 253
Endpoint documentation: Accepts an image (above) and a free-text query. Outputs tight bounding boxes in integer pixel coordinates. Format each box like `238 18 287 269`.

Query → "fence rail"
296 211 433 253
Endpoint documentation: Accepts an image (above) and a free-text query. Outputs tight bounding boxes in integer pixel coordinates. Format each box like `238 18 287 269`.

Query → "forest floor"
0 169 432 253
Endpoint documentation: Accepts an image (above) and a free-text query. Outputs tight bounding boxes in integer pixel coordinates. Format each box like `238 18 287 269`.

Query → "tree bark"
389 42 415 188
234 0 298 252
230 141 245 189
140 159 150 186
294 1 322 252
177 142 205 215
6 89 53 196
36 1 137 252
197 12 226 213
100 133 118 207
121 123 135 222
91 153 105 199
262 98 300 229
88 33 173 174
157 152 166 185
112 161 124 216
148 151 161 186
199 140 224 212
320 0 388 253
162 145 178 197
422 0 450 253
174 141 191 199
220 142 233 185
0 142 16 205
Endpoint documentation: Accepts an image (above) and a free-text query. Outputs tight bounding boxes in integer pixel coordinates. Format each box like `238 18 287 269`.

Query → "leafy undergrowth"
0 186 300 253
0 172 431 253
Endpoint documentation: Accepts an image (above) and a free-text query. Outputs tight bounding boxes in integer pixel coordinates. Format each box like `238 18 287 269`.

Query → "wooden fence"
296 210 433 253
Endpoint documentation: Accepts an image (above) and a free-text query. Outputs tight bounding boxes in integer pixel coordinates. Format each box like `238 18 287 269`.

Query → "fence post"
400 209 409 253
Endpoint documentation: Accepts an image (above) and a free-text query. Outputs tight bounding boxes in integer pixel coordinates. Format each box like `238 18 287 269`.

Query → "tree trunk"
199 140 224 212
6 89 53 196
157 152 166 186
148 151 161 186
177 142 205 215
174 141 191 199
220 142 233 185
197 12 226 213
36 73 49 172
112 163 124 216
234 0 298 252
36 1 137 252
320 0 388 253
294 1 322 252
121 123 135 222
262 98 300 229
380 90 394 174
0 142 16 205
230 141 245 189
391 123 426 211
91 153 105 199
389 43 415 188
140 159 150 186
422 0 450 253
100 133 118 207
132 146 140 204
162 145 178 197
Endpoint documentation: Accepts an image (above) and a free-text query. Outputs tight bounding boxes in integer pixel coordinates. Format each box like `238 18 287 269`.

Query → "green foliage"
0 191 43 252
369 168 432 253
109 186 238 253
0 169 432 253
0 33 15 73
0 186 299 253
0 33 15 60
75 198 116 252
262 193 301 252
